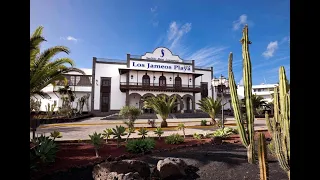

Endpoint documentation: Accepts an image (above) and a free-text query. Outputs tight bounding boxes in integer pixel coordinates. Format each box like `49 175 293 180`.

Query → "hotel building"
91 47 213 116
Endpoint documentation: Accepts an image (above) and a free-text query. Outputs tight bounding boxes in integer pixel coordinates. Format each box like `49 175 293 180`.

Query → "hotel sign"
130 60 193 73
141 47 183 62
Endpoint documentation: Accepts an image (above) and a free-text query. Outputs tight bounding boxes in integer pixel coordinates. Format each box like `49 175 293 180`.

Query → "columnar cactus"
258 133 269 180
228 25 256 164
265 66 290 179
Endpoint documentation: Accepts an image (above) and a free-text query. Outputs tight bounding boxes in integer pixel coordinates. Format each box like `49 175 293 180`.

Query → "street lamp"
213 74 228 129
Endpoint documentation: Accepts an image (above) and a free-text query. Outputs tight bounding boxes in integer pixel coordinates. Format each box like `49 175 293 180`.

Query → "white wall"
31 92 92 112
94 63 127 110
129 95 140 108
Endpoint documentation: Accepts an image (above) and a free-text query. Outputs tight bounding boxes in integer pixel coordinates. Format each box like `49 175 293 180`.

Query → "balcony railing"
120 82 201 92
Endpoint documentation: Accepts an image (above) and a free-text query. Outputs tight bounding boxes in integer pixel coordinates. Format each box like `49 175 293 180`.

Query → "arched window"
159 76 166 87
175 76 182 87
142 75 150 86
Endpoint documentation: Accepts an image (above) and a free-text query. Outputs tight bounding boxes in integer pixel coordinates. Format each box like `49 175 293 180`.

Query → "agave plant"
138 127 149 139
177 123 186 138
154 127 164 140
50 131 62 140
89 132 104 157
102 128 113 143
143 95 177 127
31 135 59 164
112 125 127 147
196 97 222 126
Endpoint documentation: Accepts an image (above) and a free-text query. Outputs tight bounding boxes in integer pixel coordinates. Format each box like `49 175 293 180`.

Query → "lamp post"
213 74 228 129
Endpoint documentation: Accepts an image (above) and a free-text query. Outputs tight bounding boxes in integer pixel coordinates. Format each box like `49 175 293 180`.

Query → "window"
142 75 150 86
159 76 166 87
201 82 208 99
75 76 81 85
70 76 75 85
174 76 182 87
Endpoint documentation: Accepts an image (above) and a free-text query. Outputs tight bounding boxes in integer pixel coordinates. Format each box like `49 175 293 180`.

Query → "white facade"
212 77 278 111
31 68 92 112
237 83 278 102
92 47 213 115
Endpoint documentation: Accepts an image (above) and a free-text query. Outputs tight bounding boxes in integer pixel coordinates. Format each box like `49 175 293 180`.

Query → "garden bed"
31 131 273 180
34 113 93 125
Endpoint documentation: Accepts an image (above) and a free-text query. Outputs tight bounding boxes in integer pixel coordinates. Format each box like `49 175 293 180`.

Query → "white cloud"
151 6 157 13
253 56 289 70
150 6 159 27
60 36 78 43
280 36 290 45
167 21 192 50
239 78 244 85
186 46 228 75
262 41 278 58
233 14 249 30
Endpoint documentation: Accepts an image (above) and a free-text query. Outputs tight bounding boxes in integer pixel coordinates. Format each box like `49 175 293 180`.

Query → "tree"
143 95 177 127
196 97 222 125
177 123 186 138
30 26 85 97
119 106 141 129
240 94 267 115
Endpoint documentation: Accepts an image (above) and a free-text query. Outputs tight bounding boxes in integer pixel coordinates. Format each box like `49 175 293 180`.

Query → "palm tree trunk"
126 133 131 142
161 118 168 127
211 114 216 125
183 130 185 138
95 148 99 157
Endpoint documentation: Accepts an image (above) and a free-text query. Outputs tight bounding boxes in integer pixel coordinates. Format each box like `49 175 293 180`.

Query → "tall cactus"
258 133 269 180
228 25 256 164
265 66 290 179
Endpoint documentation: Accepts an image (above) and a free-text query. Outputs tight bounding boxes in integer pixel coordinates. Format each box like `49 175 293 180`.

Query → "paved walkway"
31 117 268 141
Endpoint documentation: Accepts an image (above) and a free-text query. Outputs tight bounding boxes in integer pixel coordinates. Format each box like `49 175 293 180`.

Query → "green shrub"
213 128 233 138
204 132 214 138
200 120 207 126
126 138 155 154
193 133 203 139
165 133 184 144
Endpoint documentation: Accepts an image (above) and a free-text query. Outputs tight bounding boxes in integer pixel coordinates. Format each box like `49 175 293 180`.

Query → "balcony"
120 82 201 93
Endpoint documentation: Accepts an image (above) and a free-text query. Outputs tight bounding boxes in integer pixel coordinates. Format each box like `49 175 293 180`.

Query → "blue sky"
30 0 290 85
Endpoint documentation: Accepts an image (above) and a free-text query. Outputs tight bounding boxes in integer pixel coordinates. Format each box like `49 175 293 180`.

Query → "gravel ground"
134 143 287 180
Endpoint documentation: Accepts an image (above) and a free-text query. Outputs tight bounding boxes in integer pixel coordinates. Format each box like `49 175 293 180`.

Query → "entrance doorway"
100 77 111 112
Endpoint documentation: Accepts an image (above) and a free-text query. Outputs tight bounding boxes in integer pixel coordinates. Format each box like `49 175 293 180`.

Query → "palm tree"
196 97 222 125
30 26 85 97
143 95 177 127
240 95 267 115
